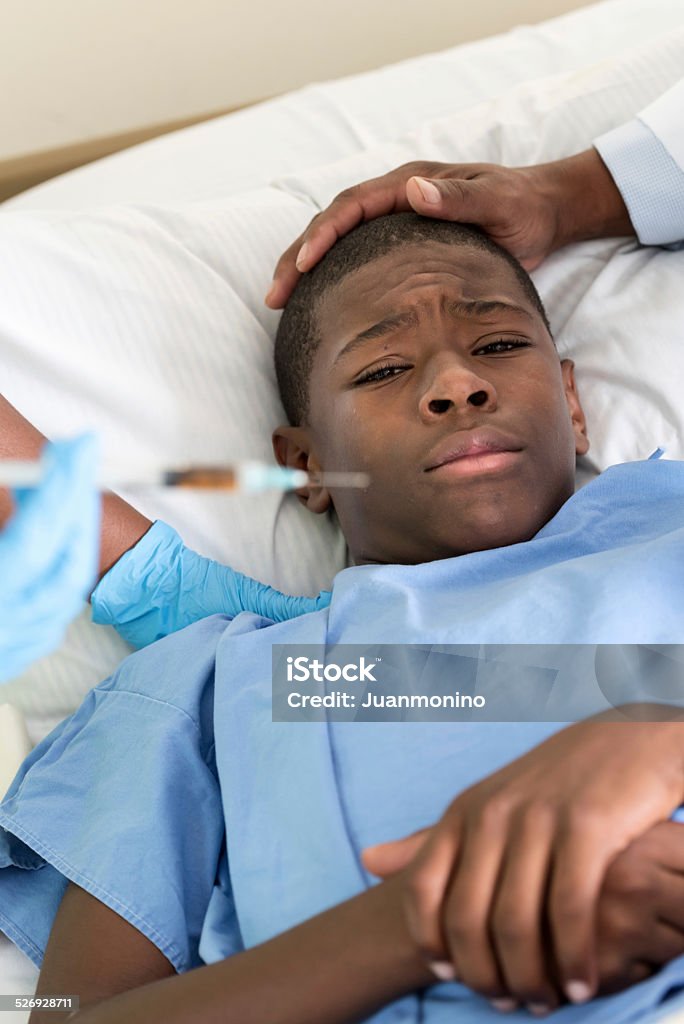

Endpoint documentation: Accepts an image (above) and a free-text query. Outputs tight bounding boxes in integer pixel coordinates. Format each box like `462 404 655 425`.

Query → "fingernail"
527 1003 550 1017
490 998 518 1012
264 282 277 304
428 960 457 982
413 177 441 204
295 243 310 270
565 980 592 1004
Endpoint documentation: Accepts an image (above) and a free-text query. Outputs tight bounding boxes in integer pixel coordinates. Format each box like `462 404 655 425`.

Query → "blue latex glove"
91 520 331 648
0 436 100 683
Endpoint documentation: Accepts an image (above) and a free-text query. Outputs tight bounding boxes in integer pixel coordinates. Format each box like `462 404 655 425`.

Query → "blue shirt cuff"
594 118 684 247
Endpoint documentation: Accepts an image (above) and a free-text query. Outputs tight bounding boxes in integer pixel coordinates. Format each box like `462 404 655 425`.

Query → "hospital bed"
1 0 684 1019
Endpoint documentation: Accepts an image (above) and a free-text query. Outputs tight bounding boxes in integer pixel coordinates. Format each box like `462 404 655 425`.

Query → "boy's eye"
355 339 530 385
474 339 531 355
355 362 411 385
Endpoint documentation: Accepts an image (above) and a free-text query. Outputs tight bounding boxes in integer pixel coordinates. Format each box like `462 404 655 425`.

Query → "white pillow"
0 189 346 730
1 26 683 737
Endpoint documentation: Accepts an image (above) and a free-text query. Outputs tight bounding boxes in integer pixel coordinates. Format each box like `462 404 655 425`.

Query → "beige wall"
1 0 596 162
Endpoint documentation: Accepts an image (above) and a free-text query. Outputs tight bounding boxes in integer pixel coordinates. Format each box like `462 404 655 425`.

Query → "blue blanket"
1 459 684 1023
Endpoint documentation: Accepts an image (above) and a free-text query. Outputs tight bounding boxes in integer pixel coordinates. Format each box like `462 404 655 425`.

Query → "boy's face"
273 241 588 565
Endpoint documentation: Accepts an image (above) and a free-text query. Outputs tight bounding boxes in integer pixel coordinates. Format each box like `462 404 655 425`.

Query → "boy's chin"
426 520 540 559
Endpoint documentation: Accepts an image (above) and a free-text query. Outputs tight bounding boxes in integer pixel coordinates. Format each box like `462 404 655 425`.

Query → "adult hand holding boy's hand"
363 715 684 1014
265 149 633 309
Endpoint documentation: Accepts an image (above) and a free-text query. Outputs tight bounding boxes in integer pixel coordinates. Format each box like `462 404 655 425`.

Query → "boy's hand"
596 821 684 995
265 149 632 309
363 716 684 1014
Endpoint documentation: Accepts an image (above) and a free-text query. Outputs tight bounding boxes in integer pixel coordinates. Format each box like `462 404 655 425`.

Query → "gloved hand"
91 519 331 648
0 435 100 683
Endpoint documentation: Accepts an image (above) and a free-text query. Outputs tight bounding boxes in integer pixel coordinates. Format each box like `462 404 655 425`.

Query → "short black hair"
274 213 551 426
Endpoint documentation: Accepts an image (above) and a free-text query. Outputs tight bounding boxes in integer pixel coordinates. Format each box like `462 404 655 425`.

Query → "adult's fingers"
405 171 551 271
362 827 431 879
406 175 502 229
548 817 617 1005
489 807 559 1012
296 178 409 270
264 233 307 309
403 821 463 963
265 173 415 309
440 813 509 998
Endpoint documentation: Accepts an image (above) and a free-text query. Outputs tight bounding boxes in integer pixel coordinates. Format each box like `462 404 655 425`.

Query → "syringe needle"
0 460 370 493
307 472 370 489
166 466 369 491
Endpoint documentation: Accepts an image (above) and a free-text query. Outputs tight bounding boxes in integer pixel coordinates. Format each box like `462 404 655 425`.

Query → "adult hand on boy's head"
596 820 684 995
363 713 684 1015
265 149 632 309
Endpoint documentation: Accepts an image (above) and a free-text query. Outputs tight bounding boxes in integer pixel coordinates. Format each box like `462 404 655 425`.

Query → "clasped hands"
363 715 684 1016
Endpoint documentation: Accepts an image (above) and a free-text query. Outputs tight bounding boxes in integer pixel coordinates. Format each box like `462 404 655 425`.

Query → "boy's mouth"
424 427 524 472
428 450 524 479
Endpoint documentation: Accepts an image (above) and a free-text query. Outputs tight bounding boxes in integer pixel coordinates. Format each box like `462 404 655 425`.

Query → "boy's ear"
560 359 590 457
272 426 332 514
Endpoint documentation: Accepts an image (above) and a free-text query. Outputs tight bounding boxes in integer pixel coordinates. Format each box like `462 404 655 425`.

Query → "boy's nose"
419 357 497 419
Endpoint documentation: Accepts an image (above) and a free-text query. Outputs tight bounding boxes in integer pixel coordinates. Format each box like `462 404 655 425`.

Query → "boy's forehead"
317 241 531 342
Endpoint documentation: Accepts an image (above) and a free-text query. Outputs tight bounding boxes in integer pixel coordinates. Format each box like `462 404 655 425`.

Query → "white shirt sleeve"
593 79 684 247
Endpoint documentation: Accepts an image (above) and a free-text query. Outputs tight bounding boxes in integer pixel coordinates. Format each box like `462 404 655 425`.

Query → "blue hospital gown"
1 458 684 1024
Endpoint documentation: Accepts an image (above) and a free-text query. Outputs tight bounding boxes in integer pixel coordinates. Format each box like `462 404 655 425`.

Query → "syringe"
0 460 370 493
